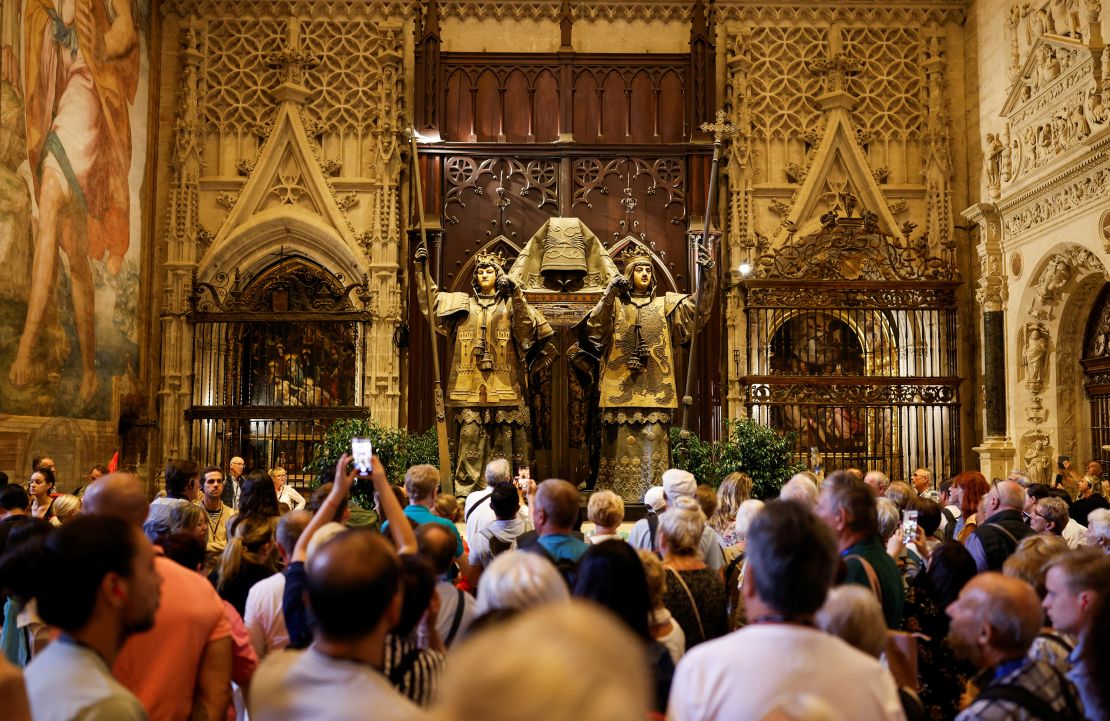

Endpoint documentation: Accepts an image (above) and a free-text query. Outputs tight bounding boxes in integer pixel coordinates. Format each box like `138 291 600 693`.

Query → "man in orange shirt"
84 473 232 721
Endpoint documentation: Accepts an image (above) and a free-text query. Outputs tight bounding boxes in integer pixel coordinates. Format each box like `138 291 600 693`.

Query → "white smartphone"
352 437 374 475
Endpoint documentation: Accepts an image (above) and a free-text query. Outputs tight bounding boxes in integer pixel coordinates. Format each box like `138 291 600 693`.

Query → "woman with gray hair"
1087 508 1110 551
658 497 727 646
474 549 570 616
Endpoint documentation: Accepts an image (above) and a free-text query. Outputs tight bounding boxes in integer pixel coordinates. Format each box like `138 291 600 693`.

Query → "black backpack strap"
647 512 659 552
974 684 1060 721
388 644 424 688
941 507 956 540
465 492 492 522
444 587 466 647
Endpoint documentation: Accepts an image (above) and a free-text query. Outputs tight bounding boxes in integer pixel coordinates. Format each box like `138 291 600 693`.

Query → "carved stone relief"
1020 430 1054 486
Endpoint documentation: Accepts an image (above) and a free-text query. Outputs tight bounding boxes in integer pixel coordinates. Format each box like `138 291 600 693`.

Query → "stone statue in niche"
415 247 558 495
1024 436 1053 487
571 244 716 502
508 217 618 292
1022 322 1049 390
1031 256 1072 319
985 133 1004 193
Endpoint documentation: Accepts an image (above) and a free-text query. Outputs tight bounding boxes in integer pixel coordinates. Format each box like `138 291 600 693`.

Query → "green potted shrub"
670 417 804 499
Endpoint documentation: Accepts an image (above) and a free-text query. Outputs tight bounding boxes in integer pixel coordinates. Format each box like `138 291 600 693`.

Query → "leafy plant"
670 417 804 499
303 419 443 508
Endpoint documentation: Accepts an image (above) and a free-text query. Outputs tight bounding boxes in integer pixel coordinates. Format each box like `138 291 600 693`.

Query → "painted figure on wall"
415 247 557 495
2 0 141 413
574 245 716 502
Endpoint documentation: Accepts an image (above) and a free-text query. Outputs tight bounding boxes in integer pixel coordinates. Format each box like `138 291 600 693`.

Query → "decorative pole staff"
408 130 455 493
680 110 738 436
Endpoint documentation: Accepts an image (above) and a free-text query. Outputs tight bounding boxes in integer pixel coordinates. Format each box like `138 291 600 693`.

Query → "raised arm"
292 453 357 564
369 455 418 555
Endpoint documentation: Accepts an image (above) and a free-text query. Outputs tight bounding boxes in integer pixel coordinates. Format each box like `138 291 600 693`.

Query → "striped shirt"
383 634 444 707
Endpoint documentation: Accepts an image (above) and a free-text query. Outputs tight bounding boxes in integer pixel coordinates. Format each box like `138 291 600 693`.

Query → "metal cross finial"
700 110 739 146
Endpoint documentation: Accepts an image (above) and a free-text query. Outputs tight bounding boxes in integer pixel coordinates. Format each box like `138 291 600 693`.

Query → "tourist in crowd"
5 515 161 721
48 494 80 526
586 489 625 544
382 465 468 577
863 470 889 496
27 468 55 522
629 469 725 573
1001 534 1073 674
433 493 462 524
1087 508 1110 550
84 473 233 721
166 501 208 546
912 468 932 495
815 471 904 628
0 518 55 665
669 500 904 721
938 478 961 540
1024 482 1051 524
463 459 515 543
884 481 916 511
249 500 422 720
1042 547 1110 719
467 481 532 585
199 466 238 573
1029 496 1070 538
573 539 674 713
816 585 887 659
778 472 819 508
1070 471 1109 527
244 510 310 659
0 484 31 553
74 464 107 499
725 499 764 629
417 523 476 649
658 496 727 647
213 515 278 617
965 479 1034 572
473 550 569 616
237 472 282 522
948 573 1082 720
522 478 588 565
384 553 445 705
269 468 305 514
707 471 752 547
951 470 990 540
223 456 246 510
435 602 650 721
900 540 977 720
638 548 685 665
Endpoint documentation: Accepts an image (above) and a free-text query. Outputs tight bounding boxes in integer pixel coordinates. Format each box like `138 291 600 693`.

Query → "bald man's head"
946 573 1041 668
416 523 456 576
993 480 1026 510
82 473 149 528
307 529 400 641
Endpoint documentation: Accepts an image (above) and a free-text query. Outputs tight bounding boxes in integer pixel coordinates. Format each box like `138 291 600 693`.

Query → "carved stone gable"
782 106 901 240
206 90 359 260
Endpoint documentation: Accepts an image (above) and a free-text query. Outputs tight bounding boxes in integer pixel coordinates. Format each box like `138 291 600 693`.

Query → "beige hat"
662 469 696 502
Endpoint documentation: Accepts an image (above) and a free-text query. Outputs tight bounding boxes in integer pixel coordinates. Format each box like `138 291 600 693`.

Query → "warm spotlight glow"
738 262 752 275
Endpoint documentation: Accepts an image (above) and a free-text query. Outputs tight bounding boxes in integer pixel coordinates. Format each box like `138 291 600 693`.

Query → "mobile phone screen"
901 510 918 545
519 466 530 480
352 437 373 474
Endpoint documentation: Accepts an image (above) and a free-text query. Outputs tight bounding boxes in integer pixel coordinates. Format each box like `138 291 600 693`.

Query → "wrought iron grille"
741 195 961 482
185 257 373 480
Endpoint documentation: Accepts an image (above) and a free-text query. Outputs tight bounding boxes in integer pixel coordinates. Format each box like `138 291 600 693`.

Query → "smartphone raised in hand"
901 509 918 546
352 437 374 475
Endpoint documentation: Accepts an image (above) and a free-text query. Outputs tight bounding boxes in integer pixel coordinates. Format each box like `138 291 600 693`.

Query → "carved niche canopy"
187 257 372 318
749 193 959 282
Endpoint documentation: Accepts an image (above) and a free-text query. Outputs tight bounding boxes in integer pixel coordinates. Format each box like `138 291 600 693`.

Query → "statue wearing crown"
573 245 717 501
415 246 558 494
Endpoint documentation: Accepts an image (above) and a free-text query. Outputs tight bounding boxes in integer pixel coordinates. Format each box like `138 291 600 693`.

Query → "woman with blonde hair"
587 490 625 543
47 494 81 526
708 472 752 547
269 468 305 514
211 514 277 615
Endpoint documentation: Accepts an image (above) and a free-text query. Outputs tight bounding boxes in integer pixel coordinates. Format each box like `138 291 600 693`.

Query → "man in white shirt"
668 500 906 721
629 469 724 572
464 458 526 541
250 529 423 721
20 515 162 721
245 510 311 658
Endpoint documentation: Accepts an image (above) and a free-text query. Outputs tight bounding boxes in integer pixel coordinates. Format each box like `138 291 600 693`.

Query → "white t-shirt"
26 636 148 721
668 623 906 721
467 517 532 569
464 488 529 545
251 647 424 721
244 572 289 659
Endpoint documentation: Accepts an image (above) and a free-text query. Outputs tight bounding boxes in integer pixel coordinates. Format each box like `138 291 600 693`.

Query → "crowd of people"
0 454 1108 721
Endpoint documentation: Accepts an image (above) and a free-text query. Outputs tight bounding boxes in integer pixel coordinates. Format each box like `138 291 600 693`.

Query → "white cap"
662 468 697 502
643 486 666 512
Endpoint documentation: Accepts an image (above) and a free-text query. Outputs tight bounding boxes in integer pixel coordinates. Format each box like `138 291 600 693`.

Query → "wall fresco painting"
0 0 149 422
